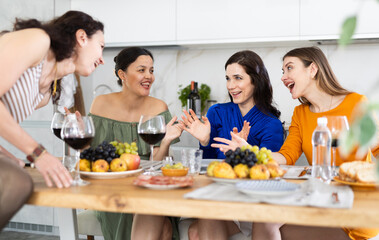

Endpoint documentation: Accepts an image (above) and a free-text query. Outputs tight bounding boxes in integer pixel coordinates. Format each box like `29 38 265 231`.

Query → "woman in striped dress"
0 10 105 230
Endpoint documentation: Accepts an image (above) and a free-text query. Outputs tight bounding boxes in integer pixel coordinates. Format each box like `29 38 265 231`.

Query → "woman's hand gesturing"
179 109 211 146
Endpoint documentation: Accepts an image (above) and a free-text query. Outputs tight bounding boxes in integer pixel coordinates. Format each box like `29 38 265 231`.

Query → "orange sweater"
279 92 379 239
279 92 370 166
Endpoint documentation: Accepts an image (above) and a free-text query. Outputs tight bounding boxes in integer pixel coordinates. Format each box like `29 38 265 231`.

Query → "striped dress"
1 61 44 123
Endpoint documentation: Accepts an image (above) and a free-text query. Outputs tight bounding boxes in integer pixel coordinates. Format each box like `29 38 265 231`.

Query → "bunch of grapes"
224 147 258 168
224 145 273 168
80 141 119 163
110 141 138 155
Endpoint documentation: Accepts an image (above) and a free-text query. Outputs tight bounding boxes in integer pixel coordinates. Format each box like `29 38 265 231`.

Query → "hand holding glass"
61 115 95 186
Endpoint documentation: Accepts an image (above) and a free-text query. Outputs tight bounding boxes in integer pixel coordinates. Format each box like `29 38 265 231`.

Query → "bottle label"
194 99 201 117
187 99 201 117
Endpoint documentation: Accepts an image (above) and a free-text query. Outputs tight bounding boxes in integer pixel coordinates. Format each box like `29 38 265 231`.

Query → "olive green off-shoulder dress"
88 110 180 240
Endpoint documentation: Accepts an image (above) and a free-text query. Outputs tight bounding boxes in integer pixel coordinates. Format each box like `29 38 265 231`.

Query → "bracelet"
26 144 47 163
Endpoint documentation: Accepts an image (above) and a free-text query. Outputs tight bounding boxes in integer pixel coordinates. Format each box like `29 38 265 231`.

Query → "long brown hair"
225 50 280 118
283 47 351 105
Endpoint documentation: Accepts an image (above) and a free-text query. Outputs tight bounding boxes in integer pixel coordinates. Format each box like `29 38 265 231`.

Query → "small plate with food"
133 175 194 190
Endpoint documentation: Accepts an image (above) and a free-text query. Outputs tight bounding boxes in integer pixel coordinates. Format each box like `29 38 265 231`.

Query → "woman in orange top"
258 46 379 240
213 47 378 240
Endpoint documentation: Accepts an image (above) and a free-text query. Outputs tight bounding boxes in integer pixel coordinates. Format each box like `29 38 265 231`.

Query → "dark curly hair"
13 10 104 62
114 47 154 86
225 50 281 118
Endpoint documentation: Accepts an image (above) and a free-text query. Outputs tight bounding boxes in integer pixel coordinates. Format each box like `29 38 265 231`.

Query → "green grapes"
110 141 138 155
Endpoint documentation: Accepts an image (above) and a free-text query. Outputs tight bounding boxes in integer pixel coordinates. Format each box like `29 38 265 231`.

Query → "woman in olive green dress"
89 47 182 240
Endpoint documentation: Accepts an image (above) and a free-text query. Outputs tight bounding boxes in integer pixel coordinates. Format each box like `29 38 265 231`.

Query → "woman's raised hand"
232 120 251 141
34 152 72 188
179 109 211 146
211 131 249 153
164 116 183 142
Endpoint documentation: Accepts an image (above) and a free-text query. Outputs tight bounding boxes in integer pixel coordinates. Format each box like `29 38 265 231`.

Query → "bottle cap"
317 117 328 125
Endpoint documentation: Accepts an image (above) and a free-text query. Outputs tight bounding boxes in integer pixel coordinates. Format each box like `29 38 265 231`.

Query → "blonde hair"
283 47 351 105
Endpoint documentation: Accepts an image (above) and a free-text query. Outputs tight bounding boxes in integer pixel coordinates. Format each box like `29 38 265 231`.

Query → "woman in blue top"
180 50 284 239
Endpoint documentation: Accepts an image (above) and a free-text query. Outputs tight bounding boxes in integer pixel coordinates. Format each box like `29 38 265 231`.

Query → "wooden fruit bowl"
161 167 189 177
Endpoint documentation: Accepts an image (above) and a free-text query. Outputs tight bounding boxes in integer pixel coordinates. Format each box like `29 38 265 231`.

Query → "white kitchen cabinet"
300 0 379 40
176 0 300 44
71 0 176 46
0 0 55 31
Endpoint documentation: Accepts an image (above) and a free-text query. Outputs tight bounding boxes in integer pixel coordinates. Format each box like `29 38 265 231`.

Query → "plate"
80 168 143 179
133 175 194 190
236 180 300 197
333 176 378 188
137 184 185 190
208 176 243 184
207 175 282 184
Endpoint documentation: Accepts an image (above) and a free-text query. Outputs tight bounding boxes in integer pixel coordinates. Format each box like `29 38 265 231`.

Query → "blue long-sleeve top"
200 102 284 159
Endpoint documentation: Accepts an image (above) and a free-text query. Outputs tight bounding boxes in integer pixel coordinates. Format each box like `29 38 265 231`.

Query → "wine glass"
138 115 166 174
327 116 349 177
51 112 65 140
51 112 74 171
61 114 95 186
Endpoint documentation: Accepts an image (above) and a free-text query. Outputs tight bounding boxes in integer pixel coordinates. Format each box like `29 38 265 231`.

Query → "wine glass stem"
332 147 337 176
74 150 81 182
150 144 154 162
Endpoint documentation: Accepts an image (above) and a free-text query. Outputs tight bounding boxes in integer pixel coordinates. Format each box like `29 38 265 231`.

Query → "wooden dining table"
26 167 379 240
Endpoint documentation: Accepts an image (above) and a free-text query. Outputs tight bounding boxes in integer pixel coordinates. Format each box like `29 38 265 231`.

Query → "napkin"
184 178 354 209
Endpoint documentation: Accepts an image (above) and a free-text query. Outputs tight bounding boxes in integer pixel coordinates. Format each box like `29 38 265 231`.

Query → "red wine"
64 137 93 150
52 128 62 139
139 133 165 145
332 138 339 148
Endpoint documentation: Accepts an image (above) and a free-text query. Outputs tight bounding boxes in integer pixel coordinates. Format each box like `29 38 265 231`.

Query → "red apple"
120 153 140 170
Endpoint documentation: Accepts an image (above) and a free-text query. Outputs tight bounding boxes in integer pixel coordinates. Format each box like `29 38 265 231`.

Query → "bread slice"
346 162 373 181
339 161 361 182
339 161 376 182
356 166 377 183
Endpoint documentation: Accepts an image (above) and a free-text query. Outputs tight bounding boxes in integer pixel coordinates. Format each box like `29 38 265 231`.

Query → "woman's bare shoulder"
146 97 168 114
90 93 119 115
1 29 50 63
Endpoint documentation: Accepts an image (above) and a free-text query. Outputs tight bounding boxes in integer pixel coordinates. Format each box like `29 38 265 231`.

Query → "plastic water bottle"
311 117 332 184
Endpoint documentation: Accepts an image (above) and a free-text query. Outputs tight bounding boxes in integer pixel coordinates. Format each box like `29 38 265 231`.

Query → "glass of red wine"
327 116 349 177
51 112 65 140
138 115 166 174
61 114 95 186
51 112 75 171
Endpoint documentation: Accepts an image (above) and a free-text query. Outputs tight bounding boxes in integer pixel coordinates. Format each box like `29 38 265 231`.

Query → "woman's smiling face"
226 63 254 106
281 56 315 99
123 55 155 96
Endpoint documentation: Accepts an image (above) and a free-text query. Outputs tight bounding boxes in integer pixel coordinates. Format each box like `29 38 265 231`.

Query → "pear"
249 164 270 180
92 159 109 172
213 162 236 179
79 159 91 172
266 163 285 178
110 158 127 172
206 161 220 177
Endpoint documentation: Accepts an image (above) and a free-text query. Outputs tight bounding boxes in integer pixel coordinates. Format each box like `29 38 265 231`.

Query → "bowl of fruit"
161 162 189 177
207 145 285 181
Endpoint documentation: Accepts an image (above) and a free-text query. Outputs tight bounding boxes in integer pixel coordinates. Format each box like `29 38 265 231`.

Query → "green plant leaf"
338 16 357 46
177 83 211 111
339 129 357 157
357 113 377 147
